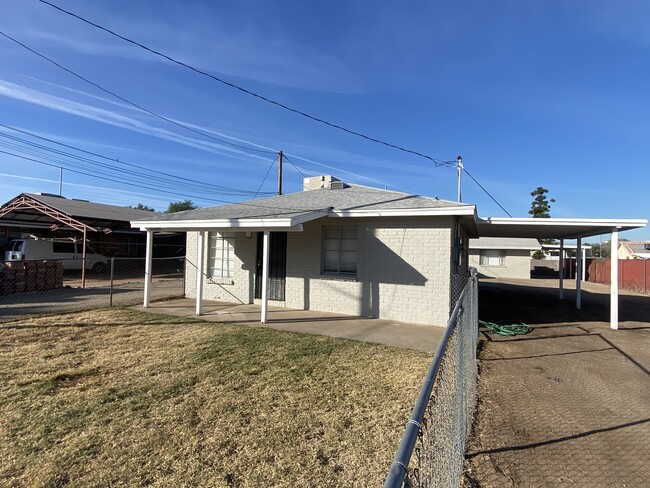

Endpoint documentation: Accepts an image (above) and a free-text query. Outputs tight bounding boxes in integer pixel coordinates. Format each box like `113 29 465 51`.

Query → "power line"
0 149 330 213
0 29 275 156
463 168 512 217
24 3 515 216
252 157 277 199
0 124 274 196
282 154 306 178
38 0 450 165
0 148 235 204
0 136 275 199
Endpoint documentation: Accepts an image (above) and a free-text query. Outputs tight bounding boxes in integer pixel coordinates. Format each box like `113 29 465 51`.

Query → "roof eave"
329 205 477 218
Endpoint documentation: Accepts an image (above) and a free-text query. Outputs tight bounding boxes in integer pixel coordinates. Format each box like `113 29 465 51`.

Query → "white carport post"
582 247 587 282
261 231 270 323
143 230 153 308
195 231 205 316
611 229 619 330
559 239 565 300
576 237 582 310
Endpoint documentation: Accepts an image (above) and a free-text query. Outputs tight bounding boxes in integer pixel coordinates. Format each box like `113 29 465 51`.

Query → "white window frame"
208 232 235 278
322 225 358 277
480 249 505 266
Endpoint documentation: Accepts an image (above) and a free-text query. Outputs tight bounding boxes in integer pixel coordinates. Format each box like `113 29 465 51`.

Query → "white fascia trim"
472 246 542 251
329 205 476 218
133 219 296 231
131 210 327 231
543 243 593 250
479 217 647 228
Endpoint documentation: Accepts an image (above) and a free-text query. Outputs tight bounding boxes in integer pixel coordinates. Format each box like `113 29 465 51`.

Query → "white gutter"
329 205 476 218
479 217 647 228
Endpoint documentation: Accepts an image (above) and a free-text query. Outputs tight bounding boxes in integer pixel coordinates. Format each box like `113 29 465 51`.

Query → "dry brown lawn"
0 308 430 487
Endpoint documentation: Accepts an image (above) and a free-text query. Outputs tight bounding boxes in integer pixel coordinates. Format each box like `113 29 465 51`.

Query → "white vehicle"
4 238 109 272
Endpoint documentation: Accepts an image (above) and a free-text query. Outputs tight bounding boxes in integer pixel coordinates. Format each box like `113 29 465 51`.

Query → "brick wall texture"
468 249 532 279
185 216 458 326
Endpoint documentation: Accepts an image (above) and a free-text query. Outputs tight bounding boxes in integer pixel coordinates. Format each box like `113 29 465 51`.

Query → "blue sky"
0 0 648 240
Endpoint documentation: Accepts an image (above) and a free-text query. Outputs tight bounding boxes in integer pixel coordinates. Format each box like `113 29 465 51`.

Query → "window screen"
208 232 235 278
322 226 357 276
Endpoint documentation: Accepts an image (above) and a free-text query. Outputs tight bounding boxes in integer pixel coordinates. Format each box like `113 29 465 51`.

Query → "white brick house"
469 237 541 279
134 177 478 327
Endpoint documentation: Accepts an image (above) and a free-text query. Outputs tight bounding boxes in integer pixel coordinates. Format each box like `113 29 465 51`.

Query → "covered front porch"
135 297 444 353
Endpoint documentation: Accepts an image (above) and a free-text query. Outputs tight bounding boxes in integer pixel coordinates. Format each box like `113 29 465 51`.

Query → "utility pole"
277 150 283 195
59 167 63 196
456 155 463 203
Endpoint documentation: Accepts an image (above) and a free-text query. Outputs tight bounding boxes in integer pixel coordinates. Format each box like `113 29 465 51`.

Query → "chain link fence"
0 256 185 323
450 271 470 313
385 269 479 488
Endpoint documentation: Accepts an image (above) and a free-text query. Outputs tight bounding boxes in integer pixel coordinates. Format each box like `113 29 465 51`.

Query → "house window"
208 232 235 278
322 226 357 276
480 250 505 266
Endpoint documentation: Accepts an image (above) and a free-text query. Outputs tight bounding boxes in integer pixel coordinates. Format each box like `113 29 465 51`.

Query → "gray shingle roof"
622 241 650 255
470 237 541 250
26 193 159 222
137 185 471 222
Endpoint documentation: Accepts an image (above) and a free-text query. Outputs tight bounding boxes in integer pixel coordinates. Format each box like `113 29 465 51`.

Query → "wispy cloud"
0 80 408 188
0 79 271 165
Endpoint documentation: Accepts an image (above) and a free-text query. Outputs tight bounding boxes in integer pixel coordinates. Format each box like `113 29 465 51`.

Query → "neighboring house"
468 237 540 279
134 176 478 327
618 241 650 259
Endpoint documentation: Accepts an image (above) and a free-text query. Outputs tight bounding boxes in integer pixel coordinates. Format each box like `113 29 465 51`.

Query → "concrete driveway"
135 298 444 353
465 278 650 487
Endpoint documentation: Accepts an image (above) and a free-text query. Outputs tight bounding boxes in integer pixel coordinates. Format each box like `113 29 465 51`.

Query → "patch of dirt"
465 279 650 487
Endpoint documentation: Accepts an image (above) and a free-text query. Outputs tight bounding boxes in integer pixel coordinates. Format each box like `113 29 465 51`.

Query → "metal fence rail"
385 270 479 488
0 256 185 323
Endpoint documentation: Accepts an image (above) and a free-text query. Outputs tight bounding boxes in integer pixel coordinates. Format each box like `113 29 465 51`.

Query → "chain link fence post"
109 257 115 307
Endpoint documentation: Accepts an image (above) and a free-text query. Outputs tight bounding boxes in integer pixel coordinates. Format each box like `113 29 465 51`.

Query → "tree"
130 203 155 212
528 187 555 218
166 199 197 213
589 242 611 259
529 187 556 259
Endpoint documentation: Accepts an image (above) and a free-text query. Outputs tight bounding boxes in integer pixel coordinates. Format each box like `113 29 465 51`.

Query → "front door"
255 232 287 301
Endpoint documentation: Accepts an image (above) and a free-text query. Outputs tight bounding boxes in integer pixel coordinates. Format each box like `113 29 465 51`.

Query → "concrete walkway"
135 298 444 353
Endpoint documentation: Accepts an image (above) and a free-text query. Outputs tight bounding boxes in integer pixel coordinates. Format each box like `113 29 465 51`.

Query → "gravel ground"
465 279 650 487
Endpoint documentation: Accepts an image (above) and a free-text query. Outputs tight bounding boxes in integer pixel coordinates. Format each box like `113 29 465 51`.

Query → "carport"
0 192 156 287
476 217 647 329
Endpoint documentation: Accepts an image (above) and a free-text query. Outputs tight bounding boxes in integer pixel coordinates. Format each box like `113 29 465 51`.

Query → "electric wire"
252 157 278 199
0 29 275 156
0 133 223 195
0 124 275 196
38 0 451 166
463 168 512 217
282 154 306 178
25 2 514 217
0 148 236 204
0 133 274 197
0 149 330 213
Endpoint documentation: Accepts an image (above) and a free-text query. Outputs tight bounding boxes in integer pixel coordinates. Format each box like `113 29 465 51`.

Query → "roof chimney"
303 175 347 191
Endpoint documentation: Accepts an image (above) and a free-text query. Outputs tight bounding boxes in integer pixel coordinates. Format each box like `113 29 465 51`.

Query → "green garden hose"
479 320 533 336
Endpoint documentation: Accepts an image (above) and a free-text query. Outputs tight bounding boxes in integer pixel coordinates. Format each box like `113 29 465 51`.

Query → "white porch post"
143 230 153 308
261 231 270 323
559 239 564 300
576 237 582 310
611 229 619 330
195 231 205 316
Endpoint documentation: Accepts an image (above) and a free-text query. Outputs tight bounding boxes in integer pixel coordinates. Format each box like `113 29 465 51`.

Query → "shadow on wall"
360 230 428 319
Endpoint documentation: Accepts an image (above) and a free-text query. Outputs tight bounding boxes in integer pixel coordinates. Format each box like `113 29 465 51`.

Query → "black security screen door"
255 232 287 301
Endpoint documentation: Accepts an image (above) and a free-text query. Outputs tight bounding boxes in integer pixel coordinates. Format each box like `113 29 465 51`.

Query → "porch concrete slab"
134 298 443 353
